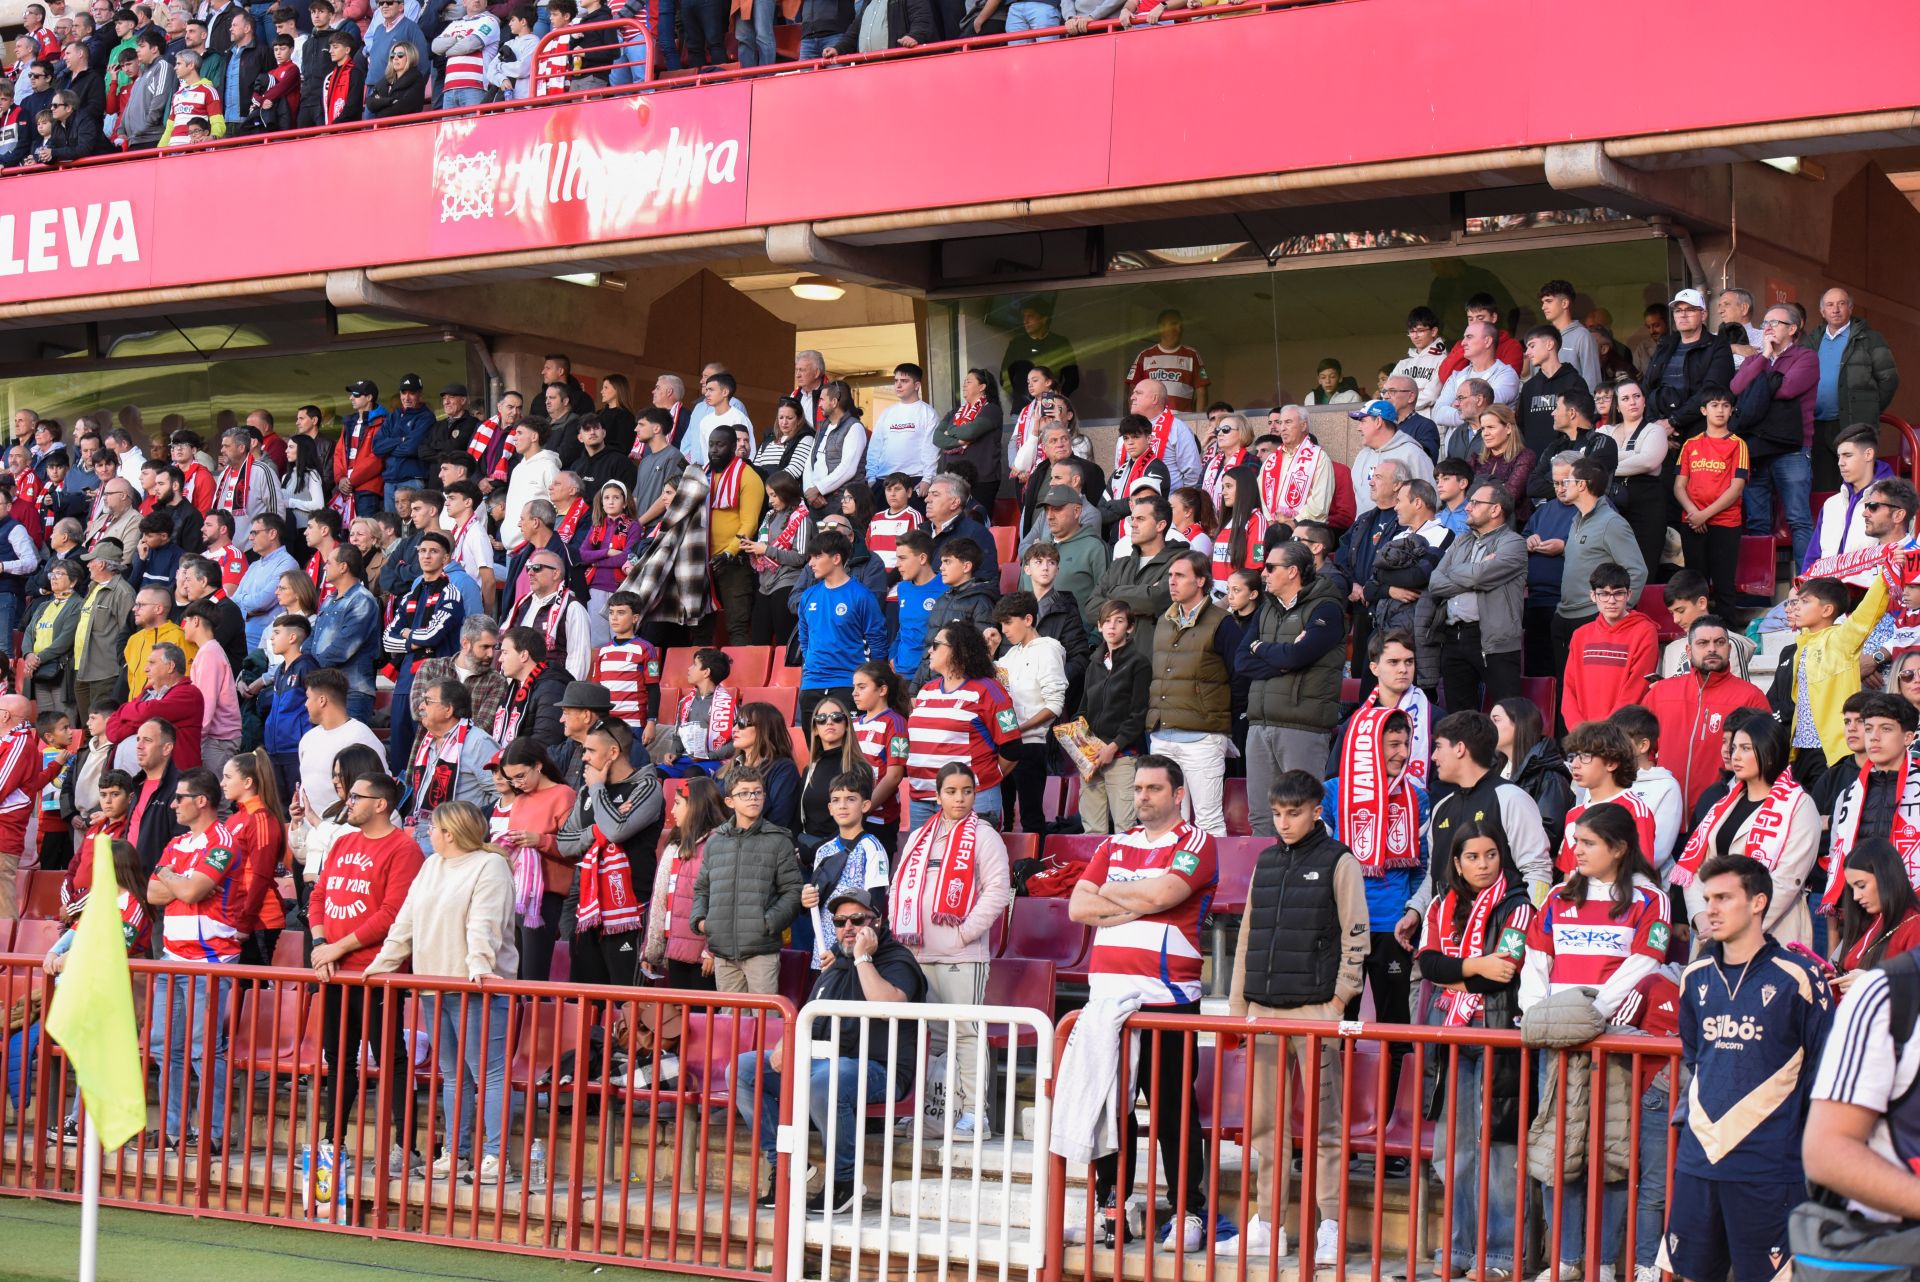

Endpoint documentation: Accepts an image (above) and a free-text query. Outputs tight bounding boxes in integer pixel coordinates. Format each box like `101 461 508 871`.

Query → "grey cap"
826 887 881 915
83 538 125 565
557 680 613 713
1039 484 1082 508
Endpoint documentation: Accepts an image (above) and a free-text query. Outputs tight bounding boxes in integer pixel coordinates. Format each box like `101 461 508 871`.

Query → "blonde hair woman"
366 800 519 1185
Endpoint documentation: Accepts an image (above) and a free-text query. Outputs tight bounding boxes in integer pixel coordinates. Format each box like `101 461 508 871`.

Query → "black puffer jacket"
1508 739 1574 848
1417 883 1533 1140
689 816 804 960
366 64 425 117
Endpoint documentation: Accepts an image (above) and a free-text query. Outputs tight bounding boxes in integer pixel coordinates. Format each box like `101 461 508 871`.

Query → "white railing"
781 998 1054 1282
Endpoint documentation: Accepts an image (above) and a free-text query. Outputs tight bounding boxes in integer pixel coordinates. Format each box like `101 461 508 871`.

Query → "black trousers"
663 957 715 992
1092 999 1207 1216
711 560 756 644
1002 739 1051 835
681 0 726 64
748 590 796 647
320 984 411 1154
797 686 852 731
1813 419 1842 491
1344 932 1412 1112
1679 522 1743 620
1436 622 1524 715
37 828 71 872
571 927 642 988
1522 605 1558 679
519 891 566 983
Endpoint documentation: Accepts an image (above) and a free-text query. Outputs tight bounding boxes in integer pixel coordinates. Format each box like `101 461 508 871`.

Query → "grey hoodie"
122 56 179 147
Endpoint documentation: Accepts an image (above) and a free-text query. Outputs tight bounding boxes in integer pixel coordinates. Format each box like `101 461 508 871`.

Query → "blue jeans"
346 690 373 724
736 1050 892 1184
443 87 486 108
609 30 650 83
0 591 19 658
1002 0 1059 41
1435 1050 1523 1270
733 1 774 64
653 0 682 69
907 784 1002 832
351 490 381 517
797 33 835 57
1542 1063 1669 1270
149 968 234 1144
1743 448 1814 572
429 992 511 1161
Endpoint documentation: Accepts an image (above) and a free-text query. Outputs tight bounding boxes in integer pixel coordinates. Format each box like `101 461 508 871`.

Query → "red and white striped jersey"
532 32 573 97
158 822 244 964
866 506 923 572
905 678 1014 800
1556 791 1660 875
1124 344 1208 412
1081 823 1217 1006
165 80 223 139
208 542 247 595
591 638 661 731
853 707 908 825
10 469 38 509
438 12 500 92
1210 511 1266 595
1525 877 1668 1000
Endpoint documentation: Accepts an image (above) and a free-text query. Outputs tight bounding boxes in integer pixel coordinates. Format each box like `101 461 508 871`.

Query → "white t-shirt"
1809 967 1920 1220
298 719 387 816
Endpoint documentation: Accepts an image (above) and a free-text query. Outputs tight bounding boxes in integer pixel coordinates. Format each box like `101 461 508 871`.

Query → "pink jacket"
889 818 1012 965
191 645 242 743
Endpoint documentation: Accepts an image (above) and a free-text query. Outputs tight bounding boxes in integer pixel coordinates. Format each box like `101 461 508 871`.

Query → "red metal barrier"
0 956 795 1278
0 951 1685 1282
527 16 651 98
1042 1009 1681 1282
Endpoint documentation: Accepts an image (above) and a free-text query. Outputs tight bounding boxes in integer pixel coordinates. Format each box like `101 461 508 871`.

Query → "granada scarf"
1672 769 1804 886
575 825 643 934
1426 877 1516 1026
892 812 983 947
556 498 589 542
1260 438 1322 518
1338 706 1421 875
709 457 747 511
1114 408 1179 471
1823 748 1920 913
750 506 806 574
215 457 252 513
409 719 472 814
492 662 547 743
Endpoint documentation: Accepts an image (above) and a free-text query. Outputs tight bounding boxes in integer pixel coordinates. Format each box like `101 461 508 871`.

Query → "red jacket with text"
1560 610 1659 732
1643 668 1772 810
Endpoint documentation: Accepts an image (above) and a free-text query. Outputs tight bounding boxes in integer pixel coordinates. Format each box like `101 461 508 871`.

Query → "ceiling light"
1145 243 1248 266
554 272 601 287
790 276 846 302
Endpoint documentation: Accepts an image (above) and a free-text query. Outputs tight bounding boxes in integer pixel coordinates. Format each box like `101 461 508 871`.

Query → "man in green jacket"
1807 286 1900 490
1021 487 1106 623
1093 494 1180 625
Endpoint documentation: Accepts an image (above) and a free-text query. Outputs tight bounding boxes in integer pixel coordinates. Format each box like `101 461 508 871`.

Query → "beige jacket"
366 849 520 982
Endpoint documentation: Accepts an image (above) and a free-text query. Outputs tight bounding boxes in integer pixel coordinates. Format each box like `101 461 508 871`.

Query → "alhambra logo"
436 124 743 225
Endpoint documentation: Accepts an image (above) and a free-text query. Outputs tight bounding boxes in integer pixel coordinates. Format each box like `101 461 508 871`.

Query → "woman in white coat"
1672 716 1821 949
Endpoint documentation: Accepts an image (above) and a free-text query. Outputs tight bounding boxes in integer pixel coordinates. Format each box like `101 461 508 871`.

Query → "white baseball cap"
1669 288 1707 310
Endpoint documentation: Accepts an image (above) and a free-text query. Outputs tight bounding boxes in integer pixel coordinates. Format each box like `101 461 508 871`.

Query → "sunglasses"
832 914 873 928
812 711 847 725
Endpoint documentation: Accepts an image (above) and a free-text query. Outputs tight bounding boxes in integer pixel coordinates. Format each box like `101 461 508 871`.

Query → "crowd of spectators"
0 0 1211 164
6 274 1920 1269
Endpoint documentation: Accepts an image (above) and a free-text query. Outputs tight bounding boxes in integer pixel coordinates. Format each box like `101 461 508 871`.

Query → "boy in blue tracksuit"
1665 852 1831 1282
797 529 887 728
263 613 317 810
884 529 945 678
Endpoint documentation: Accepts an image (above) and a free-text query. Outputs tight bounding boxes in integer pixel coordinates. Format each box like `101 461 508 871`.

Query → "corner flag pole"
78 1120 101 1282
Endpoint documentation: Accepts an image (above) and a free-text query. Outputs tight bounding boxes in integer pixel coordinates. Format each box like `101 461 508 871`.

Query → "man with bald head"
1809 285 1900 490
1379 373 1440 460
86 474 140 552
0 692 74 917
1430 321 1520 436
1122 378 1203 490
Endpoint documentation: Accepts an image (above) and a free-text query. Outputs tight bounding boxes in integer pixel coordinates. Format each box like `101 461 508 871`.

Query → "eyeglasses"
346 791 379 802
1865 502 1899 513
1592 588 1630 599
1568 752 1597 764
812 711 847 725
730 789 764 800
1262 561 1286 572
530 563 562 574
1761 318 1794 328
832 914 873 928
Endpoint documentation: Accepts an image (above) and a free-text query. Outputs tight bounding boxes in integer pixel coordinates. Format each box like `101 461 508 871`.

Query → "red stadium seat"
229 985 323 1078
983 957 1055 1050
1002 832 1038 869
999 562 1021 594
659 686 684 718
741 686 798 721
679 1011 785 1113
662 647 700 685
0 920 11 950
1635 594 1683 644
1223 778 1250 835
993 526 1016 563
779 949 813 1011
1002 896 1090 974
1212 837 1266 915
1520 676 1557 731
10 917 61 954
1196 1042 1248 1142
1340 677 1361 703
989 911 1009 958
722 646 772 686
1736 535 1778 597
770 664 803 687
21 869 63 920
270 931 304 967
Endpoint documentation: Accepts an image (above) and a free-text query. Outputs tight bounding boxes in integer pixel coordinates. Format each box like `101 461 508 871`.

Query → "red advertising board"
4 0 1920 307
0 85 751 303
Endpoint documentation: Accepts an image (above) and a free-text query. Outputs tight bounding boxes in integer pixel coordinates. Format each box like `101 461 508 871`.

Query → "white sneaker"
1532 1266 1581 1282
1157 1212 1204 1252
1596 1269 1615 1282
476 1154 510 1185
1222 1215 1281 1257
951 1113 989 1140
429 1152 469 1180
1633 1268 1660 1282
1315 1218 1341 1265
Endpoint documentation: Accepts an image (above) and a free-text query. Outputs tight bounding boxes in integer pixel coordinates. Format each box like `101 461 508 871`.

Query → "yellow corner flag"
44 835 146 1152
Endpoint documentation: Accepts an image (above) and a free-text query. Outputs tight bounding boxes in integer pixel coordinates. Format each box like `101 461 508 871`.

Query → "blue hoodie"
373 402 435 489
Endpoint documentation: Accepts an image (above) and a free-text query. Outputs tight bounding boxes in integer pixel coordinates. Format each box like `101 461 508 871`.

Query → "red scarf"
1115 408 1179 470
307 550 337 604
1338 706 1421 875
1202 445 1246 500
709 458 747 510
450 509 481 555
1824 749 1920 912
575 826 643 934
1426 877 1517 1026
1673 770 1804 886
676 686 736 751
556 498 589 542
1260 438 1322 518
587 515 631 558
509 591 567 658
751 506 806 574
215 457 252 512
943 398 985 454
409 720 472 813
1111 448 1156 502
892 812 982 947
492 663 547 743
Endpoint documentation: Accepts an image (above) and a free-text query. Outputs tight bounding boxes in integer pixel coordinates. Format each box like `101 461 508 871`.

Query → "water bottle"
528 1138 547 1190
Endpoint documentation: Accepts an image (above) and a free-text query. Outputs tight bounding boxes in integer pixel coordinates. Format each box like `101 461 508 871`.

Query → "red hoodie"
1560 610 1659 731
310 827 425 971
1435 328 1526 386
1644 668 1772 810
